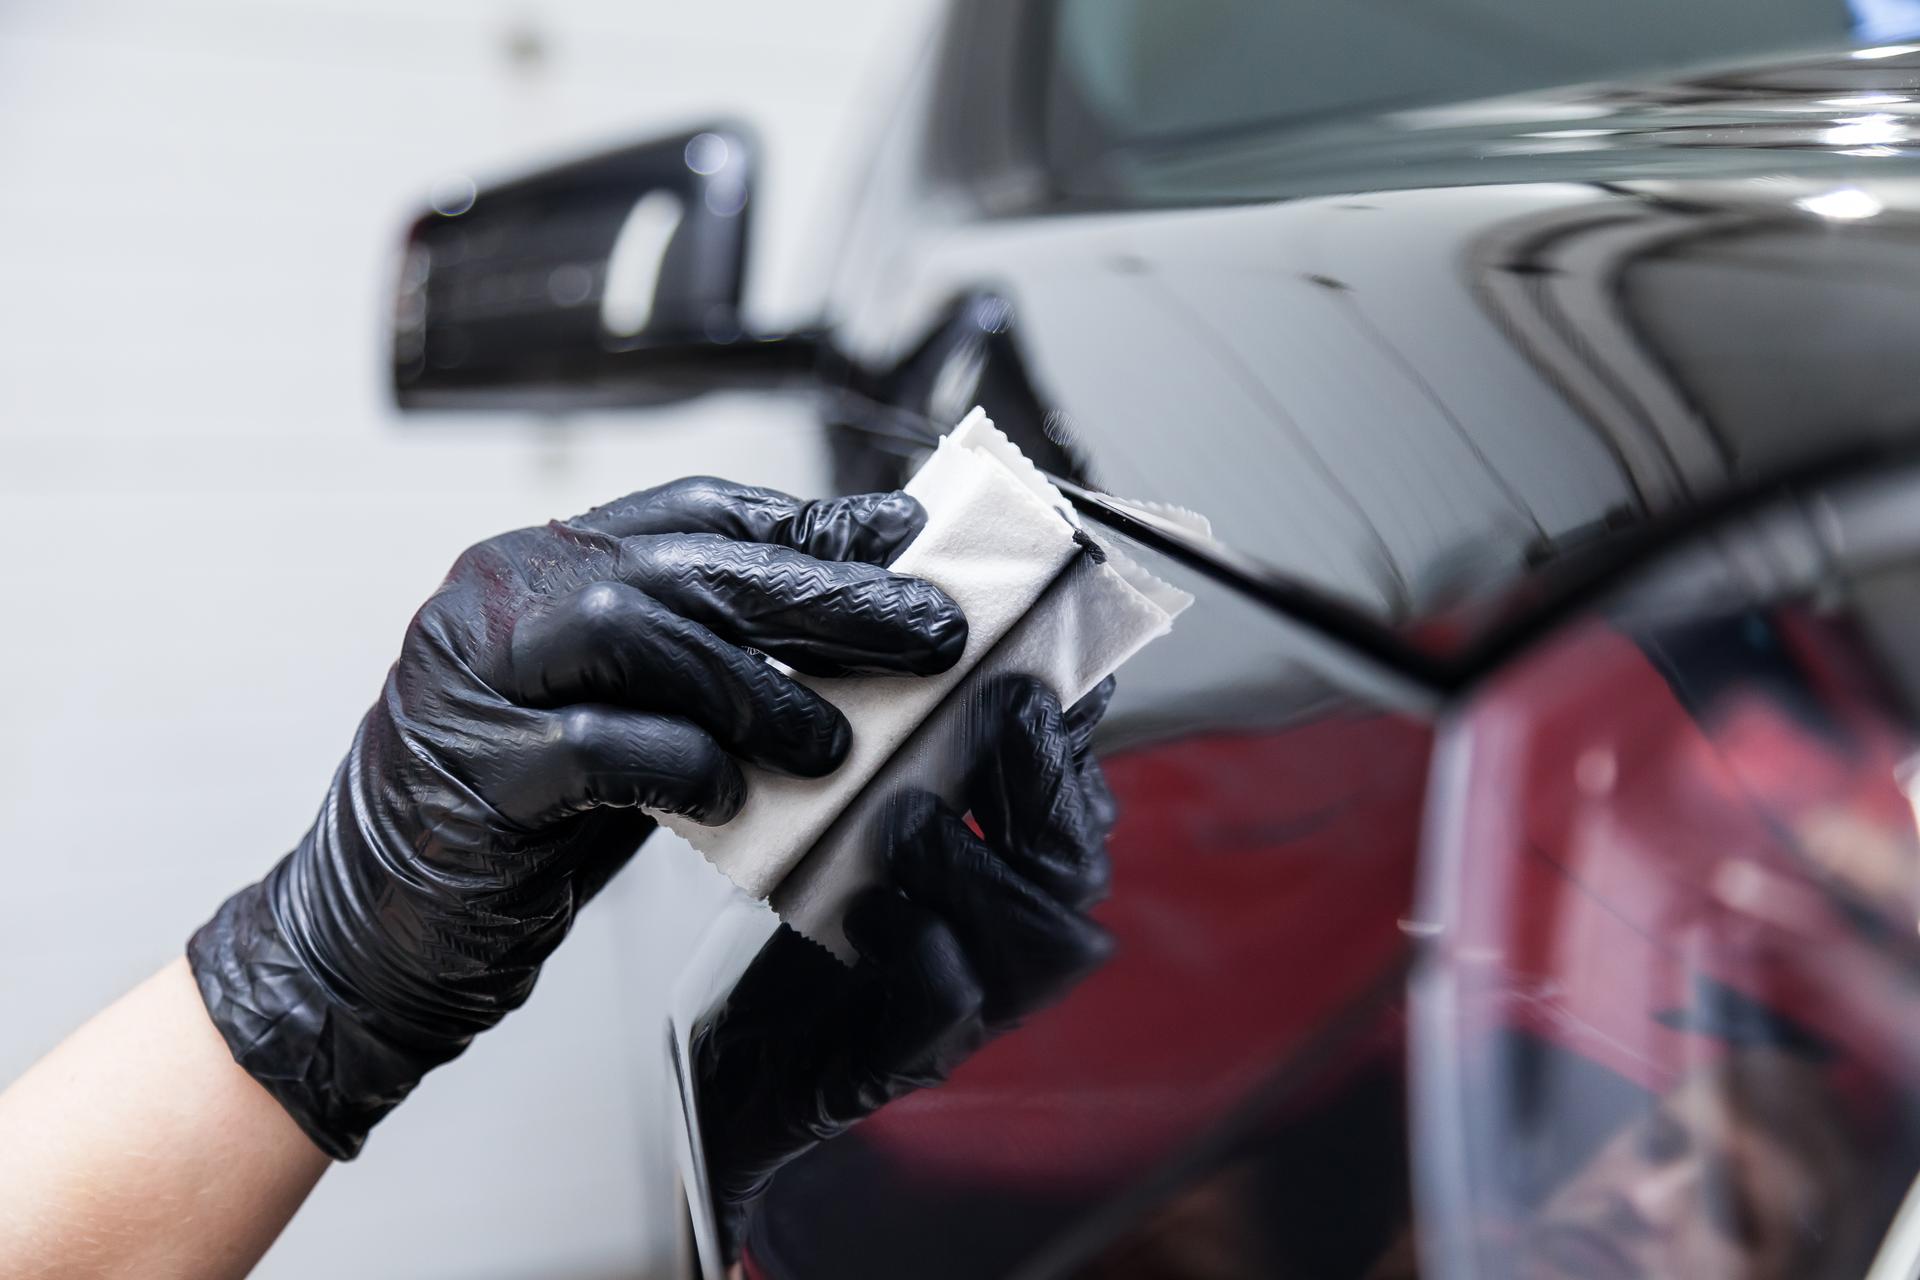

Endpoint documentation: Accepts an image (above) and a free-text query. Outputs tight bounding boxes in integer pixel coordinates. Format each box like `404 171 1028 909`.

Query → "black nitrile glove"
693 674 1119 1244
188 479 966 1160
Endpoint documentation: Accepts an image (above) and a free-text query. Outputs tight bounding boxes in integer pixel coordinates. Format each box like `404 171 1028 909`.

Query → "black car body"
395 3 1920 1275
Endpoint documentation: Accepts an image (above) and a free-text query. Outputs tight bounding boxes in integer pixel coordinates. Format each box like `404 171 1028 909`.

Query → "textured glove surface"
189 479 965 1159
693 674 1118 1231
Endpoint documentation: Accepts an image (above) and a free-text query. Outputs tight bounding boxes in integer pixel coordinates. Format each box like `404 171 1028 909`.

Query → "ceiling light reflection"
1826 113 1906 146
1822 93 1909 106
1796 187 1886 219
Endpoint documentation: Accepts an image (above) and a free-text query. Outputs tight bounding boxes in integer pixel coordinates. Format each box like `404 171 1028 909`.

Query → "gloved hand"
693 673 1119 1245
188 479 966 1160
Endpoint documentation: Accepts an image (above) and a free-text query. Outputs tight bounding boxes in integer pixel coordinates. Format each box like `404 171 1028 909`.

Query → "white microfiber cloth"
659 407 1195 956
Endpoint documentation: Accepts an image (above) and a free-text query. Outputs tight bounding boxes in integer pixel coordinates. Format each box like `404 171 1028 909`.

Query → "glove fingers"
508 581 850 778
959 675 1111 909
885 791 1113 1028
568 813 651 905
777 491 930 567
616 535 967 678
573 479 927 567
489 705 745 829
1077 755 1119 849
842 886 986 1083
1065 675 1118 759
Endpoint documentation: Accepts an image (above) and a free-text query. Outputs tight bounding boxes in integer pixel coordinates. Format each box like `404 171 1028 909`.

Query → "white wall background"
0 2 935 1276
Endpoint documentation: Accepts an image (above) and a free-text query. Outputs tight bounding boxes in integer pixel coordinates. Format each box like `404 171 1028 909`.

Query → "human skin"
0 959 330 1279
1516 1059 1850 1280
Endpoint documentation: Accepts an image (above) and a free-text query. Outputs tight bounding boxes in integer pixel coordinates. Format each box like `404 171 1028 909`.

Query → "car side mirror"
391 124 815 410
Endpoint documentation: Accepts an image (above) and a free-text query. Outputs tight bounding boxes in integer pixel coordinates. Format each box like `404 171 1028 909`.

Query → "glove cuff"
187 866 458 1160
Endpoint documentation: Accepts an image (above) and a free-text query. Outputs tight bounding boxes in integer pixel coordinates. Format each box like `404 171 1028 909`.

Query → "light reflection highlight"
1797 187 1887 219
428 174 477 217
1827 114 1907 146
684 132 729 176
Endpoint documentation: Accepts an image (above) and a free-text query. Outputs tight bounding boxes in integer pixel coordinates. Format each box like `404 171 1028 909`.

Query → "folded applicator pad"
658 407 1194 958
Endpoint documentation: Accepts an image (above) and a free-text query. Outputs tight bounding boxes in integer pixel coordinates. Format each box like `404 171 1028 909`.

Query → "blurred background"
26 4 1920 1280
0 1 935 1275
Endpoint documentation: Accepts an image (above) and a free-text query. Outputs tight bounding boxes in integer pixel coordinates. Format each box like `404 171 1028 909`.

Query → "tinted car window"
1043 0 1865 202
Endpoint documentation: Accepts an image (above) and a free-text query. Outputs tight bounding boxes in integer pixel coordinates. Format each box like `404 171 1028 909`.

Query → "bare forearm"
0 958 329 1279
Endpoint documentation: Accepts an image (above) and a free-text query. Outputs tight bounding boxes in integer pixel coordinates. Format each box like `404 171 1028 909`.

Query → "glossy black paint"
389 7 1920 1277
785 23 1920 1279
820 32 1920 669
392 125 820 408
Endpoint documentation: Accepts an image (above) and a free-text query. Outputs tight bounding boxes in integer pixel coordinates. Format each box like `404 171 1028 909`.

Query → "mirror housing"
391 124 817 410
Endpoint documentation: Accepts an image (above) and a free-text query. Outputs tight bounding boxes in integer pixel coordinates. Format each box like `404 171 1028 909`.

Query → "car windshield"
1044 0 1920 205
1046 0 1890 195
